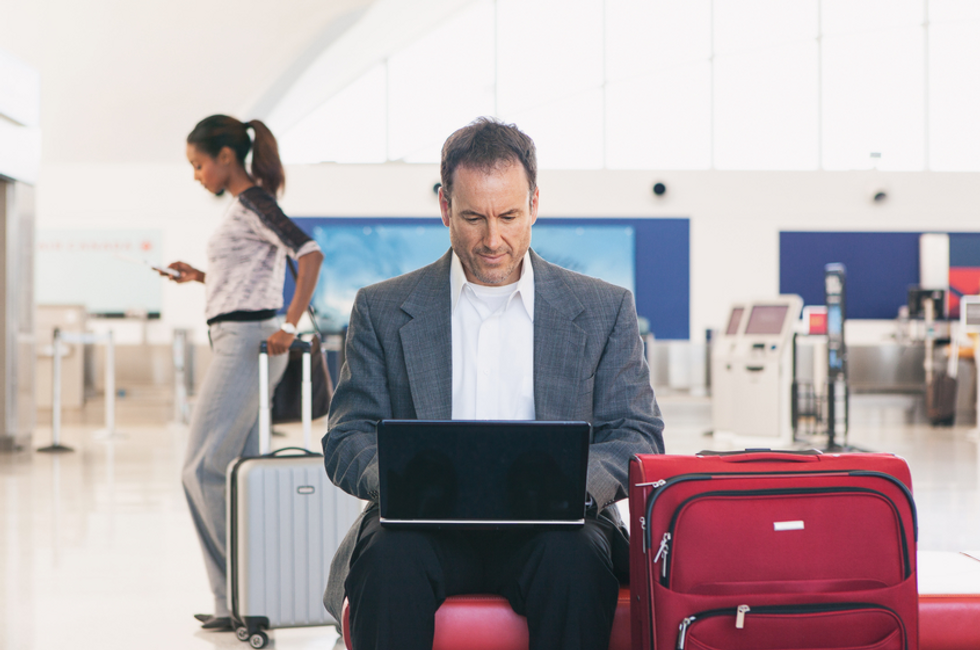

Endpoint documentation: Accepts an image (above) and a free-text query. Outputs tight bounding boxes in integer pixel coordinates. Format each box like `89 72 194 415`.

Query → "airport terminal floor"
1 390 977 650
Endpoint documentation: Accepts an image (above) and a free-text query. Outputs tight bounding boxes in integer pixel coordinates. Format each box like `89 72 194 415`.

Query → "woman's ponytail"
245 119 285 197
188 115 285 197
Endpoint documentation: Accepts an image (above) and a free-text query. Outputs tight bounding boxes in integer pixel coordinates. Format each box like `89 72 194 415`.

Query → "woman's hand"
166 261 205 283
265 329 295 356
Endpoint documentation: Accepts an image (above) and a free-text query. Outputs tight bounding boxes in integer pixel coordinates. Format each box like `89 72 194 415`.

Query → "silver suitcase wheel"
236 626 250 642
249 631 269 648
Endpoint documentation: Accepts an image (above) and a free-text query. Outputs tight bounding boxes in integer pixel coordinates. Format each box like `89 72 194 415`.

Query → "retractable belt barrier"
38 329 117 453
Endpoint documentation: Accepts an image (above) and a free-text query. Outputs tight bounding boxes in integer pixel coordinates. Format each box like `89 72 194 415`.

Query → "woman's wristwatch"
280 322 298 335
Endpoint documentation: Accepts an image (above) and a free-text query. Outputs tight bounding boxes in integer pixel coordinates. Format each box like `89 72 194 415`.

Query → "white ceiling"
0 0 375 164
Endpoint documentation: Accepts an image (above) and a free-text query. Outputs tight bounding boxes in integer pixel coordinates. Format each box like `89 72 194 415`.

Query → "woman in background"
165 115 323 631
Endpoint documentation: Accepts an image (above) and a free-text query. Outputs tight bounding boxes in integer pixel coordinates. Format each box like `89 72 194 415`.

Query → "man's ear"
439 187 451 227
529 186 540 226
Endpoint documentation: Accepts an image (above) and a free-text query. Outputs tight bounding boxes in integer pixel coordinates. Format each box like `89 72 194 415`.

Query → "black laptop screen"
377 420 591 525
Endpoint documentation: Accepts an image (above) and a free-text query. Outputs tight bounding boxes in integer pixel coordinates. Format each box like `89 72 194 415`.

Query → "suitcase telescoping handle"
696 449 822 463
259 340 313 455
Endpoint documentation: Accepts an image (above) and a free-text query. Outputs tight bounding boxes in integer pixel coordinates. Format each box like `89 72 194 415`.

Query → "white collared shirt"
450 251 535 420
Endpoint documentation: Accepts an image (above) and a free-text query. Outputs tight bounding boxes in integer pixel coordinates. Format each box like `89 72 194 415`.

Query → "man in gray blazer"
323 118 664 650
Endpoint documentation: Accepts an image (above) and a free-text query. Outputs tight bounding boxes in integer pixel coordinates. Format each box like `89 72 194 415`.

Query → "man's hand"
265 329 295 356
166 261 205 283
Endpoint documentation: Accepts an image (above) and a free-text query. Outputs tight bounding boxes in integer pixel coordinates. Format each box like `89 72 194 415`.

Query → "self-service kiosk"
715 295 803 448
960 296 980 429
711 304 746 435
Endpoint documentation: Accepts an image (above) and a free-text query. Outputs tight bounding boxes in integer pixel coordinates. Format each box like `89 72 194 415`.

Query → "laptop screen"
377 420 591 527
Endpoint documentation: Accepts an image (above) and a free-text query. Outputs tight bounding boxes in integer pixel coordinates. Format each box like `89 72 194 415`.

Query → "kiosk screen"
725 307 744 336
966 302 980 328
745 305 790 335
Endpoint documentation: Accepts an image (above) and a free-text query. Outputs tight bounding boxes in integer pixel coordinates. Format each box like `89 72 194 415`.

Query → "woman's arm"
265 250 324 355
165 261 205 283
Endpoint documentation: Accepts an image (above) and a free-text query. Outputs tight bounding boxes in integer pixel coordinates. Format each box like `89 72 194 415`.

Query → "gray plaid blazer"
321 249 664 620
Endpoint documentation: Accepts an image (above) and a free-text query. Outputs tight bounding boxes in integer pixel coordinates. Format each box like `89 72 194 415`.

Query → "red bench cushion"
343 589 980 650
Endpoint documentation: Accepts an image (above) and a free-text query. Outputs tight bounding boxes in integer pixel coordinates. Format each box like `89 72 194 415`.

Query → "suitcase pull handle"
260 340 312 353
697 449 821 463
264 446 323 459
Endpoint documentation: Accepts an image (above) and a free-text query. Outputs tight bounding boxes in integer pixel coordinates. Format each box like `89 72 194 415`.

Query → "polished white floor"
1 390 978 650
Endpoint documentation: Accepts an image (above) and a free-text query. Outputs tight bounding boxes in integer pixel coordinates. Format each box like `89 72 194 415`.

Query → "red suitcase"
629 450 918 650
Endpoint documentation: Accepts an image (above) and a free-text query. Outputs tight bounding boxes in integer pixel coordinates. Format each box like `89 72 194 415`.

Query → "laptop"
377 420 592 529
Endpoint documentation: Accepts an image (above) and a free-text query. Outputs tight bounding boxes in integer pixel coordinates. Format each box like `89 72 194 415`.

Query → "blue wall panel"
287 217 690 339
779 231 921 320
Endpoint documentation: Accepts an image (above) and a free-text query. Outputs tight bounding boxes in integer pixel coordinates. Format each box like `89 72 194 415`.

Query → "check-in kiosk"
960 296 980 428
711 304 746 435
717 295 802 447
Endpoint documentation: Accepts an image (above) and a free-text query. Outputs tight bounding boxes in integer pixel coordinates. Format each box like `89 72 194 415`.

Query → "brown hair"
187 115 285 196
440 117 536 204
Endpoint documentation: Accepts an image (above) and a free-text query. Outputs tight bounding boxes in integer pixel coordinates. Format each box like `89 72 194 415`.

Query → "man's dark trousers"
345 508 622 650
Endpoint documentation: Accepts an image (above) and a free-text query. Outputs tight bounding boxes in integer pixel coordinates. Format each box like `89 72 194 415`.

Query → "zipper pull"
677 616 695 650
735 605 750 629
636 479 667 488
653 532 671 578
639 516 646 532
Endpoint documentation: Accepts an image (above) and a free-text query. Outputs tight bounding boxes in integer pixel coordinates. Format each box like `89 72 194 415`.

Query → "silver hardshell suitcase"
227 340 362 648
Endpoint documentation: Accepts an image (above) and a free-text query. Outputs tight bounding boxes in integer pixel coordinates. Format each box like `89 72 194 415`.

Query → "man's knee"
348 527 440 586
532 528 614 576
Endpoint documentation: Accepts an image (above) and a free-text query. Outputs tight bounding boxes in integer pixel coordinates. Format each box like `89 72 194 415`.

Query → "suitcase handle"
697 449 822 463
263 446 322 458
260 340 312 353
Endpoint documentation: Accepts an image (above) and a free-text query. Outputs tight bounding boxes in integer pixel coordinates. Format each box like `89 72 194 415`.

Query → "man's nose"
485 219 503 250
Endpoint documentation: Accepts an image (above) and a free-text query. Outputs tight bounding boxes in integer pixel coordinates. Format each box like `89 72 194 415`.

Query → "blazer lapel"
399 251 453 420
531 251 587 420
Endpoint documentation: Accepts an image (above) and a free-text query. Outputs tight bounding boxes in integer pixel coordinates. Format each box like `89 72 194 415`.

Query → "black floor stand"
37 444 74 453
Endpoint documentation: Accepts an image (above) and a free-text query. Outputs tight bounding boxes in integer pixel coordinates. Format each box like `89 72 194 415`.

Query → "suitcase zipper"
653 533 671 578
660 486 912 587
675 602 907 650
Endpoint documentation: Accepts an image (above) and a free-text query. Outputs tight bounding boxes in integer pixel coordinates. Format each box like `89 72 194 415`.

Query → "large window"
275 0 980 172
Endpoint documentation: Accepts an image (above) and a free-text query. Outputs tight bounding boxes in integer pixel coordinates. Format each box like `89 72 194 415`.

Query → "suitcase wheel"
248 631 269 648
235 627 249 642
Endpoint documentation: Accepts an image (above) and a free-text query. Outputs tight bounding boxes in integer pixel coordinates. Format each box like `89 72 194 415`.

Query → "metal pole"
259 346 270 455
38 328 73 452
172 330 187 424
105 331 115 437
302 349 312 451
53 331 62 445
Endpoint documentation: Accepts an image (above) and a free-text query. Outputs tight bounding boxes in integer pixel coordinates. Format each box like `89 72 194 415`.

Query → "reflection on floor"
1 392 977 649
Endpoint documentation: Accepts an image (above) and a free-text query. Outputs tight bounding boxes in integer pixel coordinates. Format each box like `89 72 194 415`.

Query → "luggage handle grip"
264 446 322 458
260 340 312 353
697 449 821 463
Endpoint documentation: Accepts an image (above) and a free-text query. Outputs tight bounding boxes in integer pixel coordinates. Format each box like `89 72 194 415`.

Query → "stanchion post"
38 328 74 453
172 330 187 424
105 331 115 437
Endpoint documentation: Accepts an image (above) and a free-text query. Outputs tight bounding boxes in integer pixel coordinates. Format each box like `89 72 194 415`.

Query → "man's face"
439 161 539 286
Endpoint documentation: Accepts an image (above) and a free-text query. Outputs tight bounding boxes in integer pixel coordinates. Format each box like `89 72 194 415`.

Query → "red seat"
342 587 631 650
343 589 980 650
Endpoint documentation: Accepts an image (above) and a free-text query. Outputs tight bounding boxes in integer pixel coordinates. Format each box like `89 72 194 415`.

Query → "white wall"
36 161 980 341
